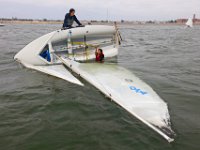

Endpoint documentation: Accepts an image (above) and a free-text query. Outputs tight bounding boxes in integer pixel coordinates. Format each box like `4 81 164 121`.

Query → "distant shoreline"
1 20 200 26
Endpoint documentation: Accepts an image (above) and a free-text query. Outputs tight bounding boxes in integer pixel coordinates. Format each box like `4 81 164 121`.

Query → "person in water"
95 48 104 62
62 8 82 28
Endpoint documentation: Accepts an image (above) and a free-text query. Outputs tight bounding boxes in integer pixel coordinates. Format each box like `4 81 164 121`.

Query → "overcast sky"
0 0 200 21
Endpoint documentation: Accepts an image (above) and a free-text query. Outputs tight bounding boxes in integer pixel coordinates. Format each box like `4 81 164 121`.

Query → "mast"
106 8 109 23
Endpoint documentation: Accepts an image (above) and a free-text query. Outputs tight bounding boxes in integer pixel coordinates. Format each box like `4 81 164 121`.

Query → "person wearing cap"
62 8 82 28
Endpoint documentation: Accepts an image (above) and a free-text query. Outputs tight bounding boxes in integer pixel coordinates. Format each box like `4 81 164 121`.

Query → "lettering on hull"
129 86 148 95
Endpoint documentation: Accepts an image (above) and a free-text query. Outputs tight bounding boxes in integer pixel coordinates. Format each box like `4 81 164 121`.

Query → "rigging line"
114 22 122 45
84 35 90 61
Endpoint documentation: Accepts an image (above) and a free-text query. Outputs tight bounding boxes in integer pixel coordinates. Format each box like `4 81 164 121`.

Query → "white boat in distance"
0 23 5 27
14 25 175 142
185 18 193 28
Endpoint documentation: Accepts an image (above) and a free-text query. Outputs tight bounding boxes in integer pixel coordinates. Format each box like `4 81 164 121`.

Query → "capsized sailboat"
14 25 175 142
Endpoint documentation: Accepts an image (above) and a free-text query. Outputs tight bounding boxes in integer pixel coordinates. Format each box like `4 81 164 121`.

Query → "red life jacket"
96 53 104 62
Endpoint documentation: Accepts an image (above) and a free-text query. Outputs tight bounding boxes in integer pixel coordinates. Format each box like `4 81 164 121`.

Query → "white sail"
23 63 83 86
58 56 175 142
186 18 193 27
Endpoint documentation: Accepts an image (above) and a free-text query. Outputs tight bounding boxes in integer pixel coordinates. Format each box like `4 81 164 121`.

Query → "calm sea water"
0 24 199 150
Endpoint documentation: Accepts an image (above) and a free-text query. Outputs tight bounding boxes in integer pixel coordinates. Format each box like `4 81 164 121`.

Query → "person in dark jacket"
62 8 82 28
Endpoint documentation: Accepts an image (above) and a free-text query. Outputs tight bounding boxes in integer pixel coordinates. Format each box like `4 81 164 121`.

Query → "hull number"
129 86 148 95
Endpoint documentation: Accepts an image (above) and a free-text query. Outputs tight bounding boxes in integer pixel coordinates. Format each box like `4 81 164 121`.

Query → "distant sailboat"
0 24 5 27
0 19 5 27
185 18 193 28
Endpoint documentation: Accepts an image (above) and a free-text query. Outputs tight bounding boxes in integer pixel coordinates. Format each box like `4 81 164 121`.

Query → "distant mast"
106 8 109 23
193 14 196 24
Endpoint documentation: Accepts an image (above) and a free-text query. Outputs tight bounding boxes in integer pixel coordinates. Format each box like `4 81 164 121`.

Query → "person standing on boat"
62 8 82 28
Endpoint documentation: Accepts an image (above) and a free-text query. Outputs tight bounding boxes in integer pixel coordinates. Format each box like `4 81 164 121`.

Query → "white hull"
14 25 119 85
14 25 118 65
